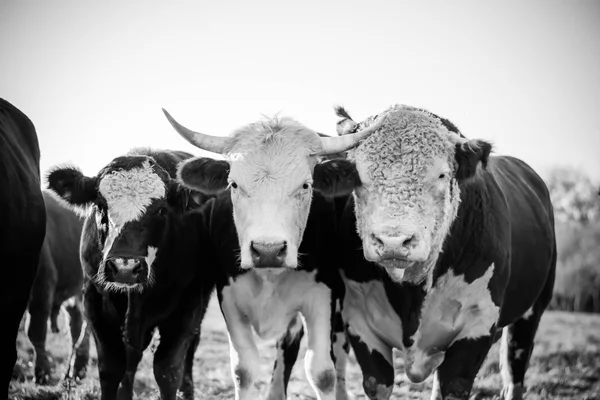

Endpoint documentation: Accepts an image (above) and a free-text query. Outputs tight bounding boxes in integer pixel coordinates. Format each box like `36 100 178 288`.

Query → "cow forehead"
350 106 456 199
98 160 166 225
225 117 322 158
226 119 319 192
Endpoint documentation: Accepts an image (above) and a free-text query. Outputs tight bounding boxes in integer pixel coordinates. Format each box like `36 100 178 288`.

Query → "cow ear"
46 165 97 213
167 181 212 212
177 157 230 194
313 159 361 198
454 140 492 181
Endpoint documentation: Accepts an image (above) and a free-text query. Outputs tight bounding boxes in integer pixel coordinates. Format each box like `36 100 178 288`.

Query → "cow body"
26 191 90 384
47 148 216 400
332 105 557 400
165 110 385 399
1 98 47 395
205 186 347 400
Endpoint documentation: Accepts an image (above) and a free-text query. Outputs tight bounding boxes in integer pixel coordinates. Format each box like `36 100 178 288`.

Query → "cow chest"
223 269 329 340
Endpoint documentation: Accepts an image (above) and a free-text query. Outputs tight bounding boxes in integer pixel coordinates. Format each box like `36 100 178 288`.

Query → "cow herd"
1 97 557 400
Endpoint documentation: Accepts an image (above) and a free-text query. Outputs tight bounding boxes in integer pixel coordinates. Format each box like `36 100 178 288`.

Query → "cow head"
337 105 492 282
164 109 386 271
46 154 203 292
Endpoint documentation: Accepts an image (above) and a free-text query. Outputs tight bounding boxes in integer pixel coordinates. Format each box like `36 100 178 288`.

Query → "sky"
1 0 599 184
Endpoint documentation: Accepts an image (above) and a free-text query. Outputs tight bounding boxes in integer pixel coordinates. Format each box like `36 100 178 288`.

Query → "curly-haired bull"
329 104 556 400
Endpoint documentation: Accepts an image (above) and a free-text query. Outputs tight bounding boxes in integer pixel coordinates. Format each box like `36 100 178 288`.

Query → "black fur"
313 159 361 197
46 166 98 207
178 157 230 194
1 98 46 395
454 140 493 181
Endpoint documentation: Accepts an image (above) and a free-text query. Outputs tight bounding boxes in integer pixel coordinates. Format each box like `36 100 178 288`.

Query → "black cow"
46 148 216 400
326 105 557 400
25 191 90 384
1 98 47 395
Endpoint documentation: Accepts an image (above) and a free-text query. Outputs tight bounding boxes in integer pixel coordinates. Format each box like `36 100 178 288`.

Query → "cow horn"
162 108 228 154
317 113 387 156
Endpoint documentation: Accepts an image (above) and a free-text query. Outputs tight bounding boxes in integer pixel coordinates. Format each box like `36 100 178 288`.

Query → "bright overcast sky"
1 0 599 183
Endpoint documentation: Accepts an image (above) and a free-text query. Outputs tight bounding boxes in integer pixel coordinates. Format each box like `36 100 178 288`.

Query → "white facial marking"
98 160 165 226
405 264 499 382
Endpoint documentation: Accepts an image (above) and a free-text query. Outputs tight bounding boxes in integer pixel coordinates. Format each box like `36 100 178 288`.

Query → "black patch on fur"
46 166 98 206
178 157 230 194
234 365 252 389
454 140 492 181
313 159 361 197
315 370 336 393
346 327 394 396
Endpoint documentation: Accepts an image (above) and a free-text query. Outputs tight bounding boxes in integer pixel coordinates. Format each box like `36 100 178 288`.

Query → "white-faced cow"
1 98 47 396
329 104 556 400
46 148 216 400
163 109 386 400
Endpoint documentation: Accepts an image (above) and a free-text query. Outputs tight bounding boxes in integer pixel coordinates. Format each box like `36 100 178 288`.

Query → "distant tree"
545 167 600 225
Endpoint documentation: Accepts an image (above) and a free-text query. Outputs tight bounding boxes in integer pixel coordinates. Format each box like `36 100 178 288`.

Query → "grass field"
9 294 600 400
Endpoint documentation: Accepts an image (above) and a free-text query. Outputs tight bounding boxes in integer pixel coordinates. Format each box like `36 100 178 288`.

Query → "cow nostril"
277 242 287 258
402 236 414 248
250 241 260 258
132 263 144 278
370 233 384 248
105 259 118 277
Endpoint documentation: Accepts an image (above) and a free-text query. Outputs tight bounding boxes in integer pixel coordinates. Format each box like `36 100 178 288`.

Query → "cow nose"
370 233 416 256
104 258 148 284
250 241 287 268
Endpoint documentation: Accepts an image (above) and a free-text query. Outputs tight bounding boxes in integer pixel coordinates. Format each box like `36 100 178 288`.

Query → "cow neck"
432 170 505 287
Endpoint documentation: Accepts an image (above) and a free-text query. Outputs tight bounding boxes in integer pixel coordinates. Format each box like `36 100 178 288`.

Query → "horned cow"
164 109 386 400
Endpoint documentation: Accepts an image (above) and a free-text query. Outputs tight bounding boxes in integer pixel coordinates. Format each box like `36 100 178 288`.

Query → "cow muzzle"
103 257 149 286
250 240 288 269
366 231 429 265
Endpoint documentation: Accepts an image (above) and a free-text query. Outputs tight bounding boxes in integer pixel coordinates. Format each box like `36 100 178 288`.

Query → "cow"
326 104 557 400
25 190 90 384
1 98 47 396
163 109 386 400
46 148 216 400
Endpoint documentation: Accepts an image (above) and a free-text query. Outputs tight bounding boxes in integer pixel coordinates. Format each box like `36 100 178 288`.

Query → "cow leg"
84 287 126 400
436 336 494 400
331 303 350 400
345 327 393 400
267 313 304 400
499 267 555 400
2 251 40 394
64 296 90 381
302 286 338 400
153 326 198 400
179 328 201 400
27 246 57 385
221 295 261 400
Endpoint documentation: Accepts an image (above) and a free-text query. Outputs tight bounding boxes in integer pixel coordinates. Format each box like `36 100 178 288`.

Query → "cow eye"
158 206 167 215
229 181 238 189
302 182 311 190
438 173 446 179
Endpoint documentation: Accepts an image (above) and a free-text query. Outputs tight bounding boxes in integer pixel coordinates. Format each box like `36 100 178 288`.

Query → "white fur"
98 160 165 227
341 272 404 363
221 269 336 400
405 264 499 382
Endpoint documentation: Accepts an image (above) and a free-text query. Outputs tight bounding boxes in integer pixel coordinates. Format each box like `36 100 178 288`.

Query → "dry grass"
9 294 600 399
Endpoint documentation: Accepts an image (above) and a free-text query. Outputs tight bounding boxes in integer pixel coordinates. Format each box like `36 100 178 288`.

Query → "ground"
9 294 600 400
